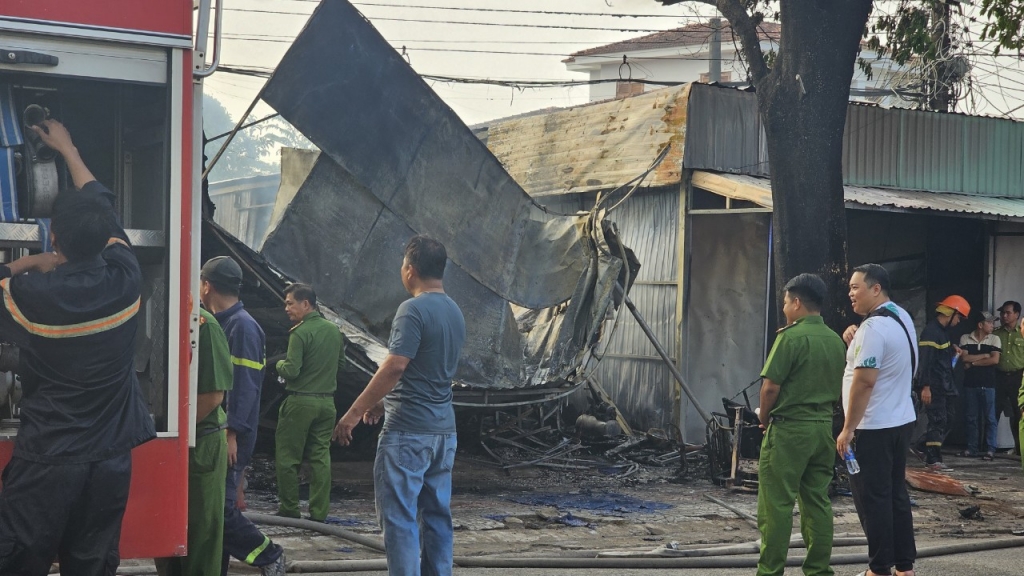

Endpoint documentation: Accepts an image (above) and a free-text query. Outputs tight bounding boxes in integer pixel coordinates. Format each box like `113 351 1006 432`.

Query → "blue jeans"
964 387 998 454
374 430 457 576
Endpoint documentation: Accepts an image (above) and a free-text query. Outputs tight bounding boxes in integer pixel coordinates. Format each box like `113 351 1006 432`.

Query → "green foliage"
980 0 1024 55
202 94 313 182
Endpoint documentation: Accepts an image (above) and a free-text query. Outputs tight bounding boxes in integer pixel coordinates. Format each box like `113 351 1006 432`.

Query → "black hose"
243 512 386 553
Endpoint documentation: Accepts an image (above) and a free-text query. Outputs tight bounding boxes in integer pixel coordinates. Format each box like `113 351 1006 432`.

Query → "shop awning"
692 170 1024 222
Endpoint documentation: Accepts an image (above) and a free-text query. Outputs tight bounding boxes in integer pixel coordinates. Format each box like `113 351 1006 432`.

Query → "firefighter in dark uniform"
0 119 156 575
199 256 286 576
917 295 970 470
755 274 846 576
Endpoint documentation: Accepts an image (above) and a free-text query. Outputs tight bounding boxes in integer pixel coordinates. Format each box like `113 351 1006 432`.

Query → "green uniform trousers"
276 395 336 521
756 420 835 576
156 430 228 576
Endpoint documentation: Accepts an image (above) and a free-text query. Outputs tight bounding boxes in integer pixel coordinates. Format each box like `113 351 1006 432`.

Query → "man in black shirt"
0 119 156 575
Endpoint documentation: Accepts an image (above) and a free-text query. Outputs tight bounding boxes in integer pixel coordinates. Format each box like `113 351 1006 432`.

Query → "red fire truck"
0 0 217 558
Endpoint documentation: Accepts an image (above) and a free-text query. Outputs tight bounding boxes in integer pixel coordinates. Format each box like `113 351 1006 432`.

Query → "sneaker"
982 452 995 461
260 553 286 576
926 461 952 471
956 450 977 458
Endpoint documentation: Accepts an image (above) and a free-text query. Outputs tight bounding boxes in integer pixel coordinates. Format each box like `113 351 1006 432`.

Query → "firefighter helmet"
937 295 971 318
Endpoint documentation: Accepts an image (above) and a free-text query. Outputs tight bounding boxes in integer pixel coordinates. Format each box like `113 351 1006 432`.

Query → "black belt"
287 391 333 398
197 424 228 439
770 416 830 424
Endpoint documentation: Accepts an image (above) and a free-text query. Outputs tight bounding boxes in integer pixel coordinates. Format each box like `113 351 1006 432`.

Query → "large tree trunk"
753 1 874 329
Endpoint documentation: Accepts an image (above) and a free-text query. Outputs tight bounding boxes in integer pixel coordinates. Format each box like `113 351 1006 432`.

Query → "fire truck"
0 0 219 558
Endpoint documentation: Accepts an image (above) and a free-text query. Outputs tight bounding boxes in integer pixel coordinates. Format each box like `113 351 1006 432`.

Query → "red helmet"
937 295 971 318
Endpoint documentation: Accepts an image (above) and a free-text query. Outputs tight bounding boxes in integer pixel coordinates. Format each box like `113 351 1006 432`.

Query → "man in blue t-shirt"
334 235 466 576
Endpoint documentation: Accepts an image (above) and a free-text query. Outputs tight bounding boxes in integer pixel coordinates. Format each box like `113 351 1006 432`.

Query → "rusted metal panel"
486 85 689 197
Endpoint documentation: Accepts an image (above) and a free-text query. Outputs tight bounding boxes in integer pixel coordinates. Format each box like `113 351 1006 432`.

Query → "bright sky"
204 0 1024 130
207 0 717 126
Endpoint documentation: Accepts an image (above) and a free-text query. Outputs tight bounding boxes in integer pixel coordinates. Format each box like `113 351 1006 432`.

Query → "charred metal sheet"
261 154 521 387
486 86 689 197
259 0 639 391
262 0 588 310
262 152 637 389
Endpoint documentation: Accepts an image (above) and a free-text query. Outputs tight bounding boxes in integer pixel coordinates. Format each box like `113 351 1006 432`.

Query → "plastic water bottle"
844 448 861 475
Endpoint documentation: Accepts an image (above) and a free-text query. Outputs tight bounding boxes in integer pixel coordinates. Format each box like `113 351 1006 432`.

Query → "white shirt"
842 301 918 430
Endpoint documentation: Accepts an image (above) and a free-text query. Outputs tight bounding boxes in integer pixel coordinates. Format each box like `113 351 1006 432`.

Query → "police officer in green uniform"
275 283 345 521
157 307 233 576
994 301 1024 456
756 274 846 576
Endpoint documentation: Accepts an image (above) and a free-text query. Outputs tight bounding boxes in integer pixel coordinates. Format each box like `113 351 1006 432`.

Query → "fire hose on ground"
233 512 1024 573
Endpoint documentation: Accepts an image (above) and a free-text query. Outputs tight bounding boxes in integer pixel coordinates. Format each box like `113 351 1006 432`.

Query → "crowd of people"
0 119 465 576
755 265 1024 576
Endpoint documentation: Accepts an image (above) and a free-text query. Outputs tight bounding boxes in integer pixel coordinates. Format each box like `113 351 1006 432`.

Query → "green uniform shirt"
276 311 346 394
197 308 233 432
760 315 846 422
994 322 1024 372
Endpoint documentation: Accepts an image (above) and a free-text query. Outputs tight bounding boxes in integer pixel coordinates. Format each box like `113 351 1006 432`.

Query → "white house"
564 21 907 107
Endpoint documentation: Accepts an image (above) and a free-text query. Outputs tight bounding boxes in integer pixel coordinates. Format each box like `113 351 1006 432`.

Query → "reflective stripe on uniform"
246 536 272 564
230 355 265 370
0 278 139 339
919 340 950 349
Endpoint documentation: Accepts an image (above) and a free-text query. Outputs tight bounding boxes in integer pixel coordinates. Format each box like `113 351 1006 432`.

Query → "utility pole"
709 17 722 83
929 0 953 111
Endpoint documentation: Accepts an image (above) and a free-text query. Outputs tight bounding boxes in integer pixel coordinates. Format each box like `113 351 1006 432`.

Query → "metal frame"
0 17 192 48
162 47 185 440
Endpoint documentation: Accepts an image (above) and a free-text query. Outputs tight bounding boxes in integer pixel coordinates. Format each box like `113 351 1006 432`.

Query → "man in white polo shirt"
837 264 919 576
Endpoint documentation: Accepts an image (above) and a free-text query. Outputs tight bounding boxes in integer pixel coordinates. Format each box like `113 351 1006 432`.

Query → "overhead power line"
220 10 678 33
273 1 707 19
216 64 687 88
219 36 731 60
349 3 700 18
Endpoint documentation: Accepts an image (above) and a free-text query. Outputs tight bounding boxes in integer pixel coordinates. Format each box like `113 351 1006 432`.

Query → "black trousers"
923 393 956 463
996 369 1023 453
849 423 917 575
0 453 131 576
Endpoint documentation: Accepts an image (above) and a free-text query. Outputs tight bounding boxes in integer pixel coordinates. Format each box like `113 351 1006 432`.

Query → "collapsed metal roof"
256 0 639 390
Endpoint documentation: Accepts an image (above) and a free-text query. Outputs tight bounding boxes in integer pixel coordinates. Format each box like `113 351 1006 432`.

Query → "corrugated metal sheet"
684 83 766 177
209 174 281 250
962 115 1023 197
693 170 1024 221
899 111 964 192
486 85 689 197
593 190 680 433
684 84 1024 197
843 105 900 185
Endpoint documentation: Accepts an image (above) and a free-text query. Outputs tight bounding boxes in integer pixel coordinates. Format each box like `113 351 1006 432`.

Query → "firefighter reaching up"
0 119 156 575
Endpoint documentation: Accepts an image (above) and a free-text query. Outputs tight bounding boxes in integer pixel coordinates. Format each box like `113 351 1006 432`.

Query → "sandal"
982 452 994 461
957 450 977 457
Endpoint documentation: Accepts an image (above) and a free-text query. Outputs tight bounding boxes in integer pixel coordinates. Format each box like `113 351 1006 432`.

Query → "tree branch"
713 0 770 83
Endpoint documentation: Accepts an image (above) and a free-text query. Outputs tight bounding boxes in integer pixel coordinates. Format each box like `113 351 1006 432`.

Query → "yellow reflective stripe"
0 278 139 339
246 536 272 564
919 341 950 350
231 355 265 370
